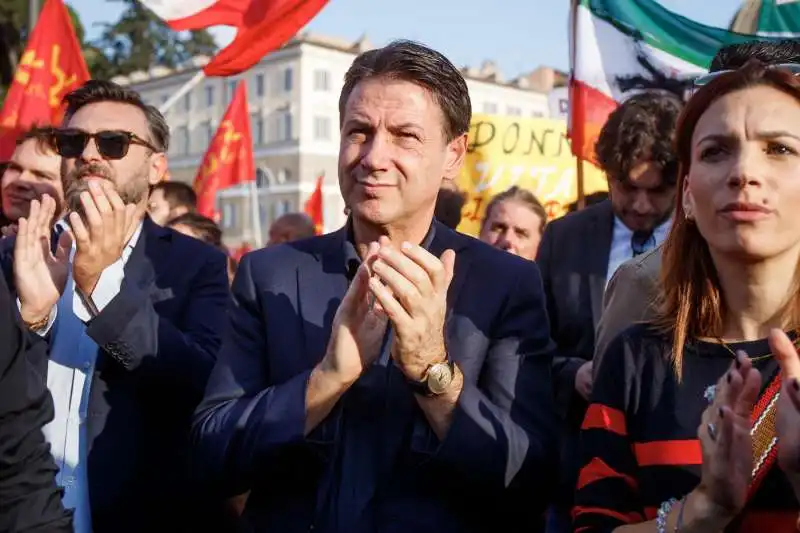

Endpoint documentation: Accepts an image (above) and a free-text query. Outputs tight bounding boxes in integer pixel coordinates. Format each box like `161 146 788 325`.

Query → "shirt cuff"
73 261 125 322
16 298 57 336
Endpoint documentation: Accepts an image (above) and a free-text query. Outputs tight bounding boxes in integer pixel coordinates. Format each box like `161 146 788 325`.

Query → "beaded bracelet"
656 498 678 533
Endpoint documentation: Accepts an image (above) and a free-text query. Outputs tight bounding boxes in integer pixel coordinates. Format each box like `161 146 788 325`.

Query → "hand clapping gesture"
68 179 138 297
368 236 455 381
696 353 761 520
771 329 800 507
14 194 72 326
321 242 389 384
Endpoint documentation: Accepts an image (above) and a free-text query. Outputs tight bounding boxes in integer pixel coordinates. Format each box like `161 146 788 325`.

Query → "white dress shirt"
35 221 143 533
605 216 670 284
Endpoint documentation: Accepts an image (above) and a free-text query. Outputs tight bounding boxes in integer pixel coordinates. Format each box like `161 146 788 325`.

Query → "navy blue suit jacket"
1 217 231 532
192 221 559 533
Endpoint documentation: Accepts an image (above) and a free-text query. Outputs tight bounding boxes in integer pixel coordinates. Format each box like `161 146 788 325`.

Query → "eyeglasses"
693 62 800 88
53 129 158 160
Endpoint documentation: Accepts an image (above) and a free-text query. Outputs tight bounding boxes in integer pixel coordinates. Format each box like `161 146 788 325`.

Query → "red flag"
193 81 254 218
0 0 90 158
140 0 329 77
304 173 323 235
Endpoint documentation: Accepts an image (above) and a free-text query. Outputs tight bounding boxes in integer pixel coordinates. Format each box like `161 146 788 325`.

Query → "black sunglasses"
53 129 159 160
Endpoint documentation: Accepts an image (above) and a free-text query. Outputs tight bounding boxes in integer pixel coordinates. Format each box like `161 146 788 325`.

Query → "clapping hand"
368 237 455 381
320 242 389 384
69 180 138 297
14 195 72 326
696 353 761 518
771 329 800 507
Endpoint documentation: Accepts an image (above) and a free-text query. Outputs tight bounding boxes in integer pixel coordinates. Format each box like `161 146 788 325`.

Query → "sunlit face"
608 160 676 232
684 85 800 261
479 199 543 260
1 138 62 222
61 101 166 216
147 188 172 225
338 77 466 228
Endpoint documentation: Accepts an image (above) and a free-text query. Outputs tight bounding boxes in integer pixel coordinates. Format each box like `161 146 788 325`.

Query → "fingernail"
793 379 799 392
718 407 725 418
401 241 412 250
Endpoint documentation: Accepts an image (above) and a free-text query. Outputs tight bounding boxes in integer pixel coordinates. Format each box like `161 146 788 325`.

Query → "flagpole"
249 179 263 247
159 70 206 114
28 0 39 34
569 0 586 210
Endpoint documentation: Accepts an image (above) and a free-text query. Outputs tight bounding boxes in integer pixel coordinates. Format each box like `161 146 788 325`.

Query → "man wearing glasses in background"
0 80 232 533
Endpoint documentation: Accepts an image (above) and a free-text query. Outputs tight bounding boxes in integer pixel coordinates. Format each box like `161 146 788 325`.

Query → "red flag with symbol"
304 173 323 235
0 0 90 158
193 80 254 218
139 0 329 77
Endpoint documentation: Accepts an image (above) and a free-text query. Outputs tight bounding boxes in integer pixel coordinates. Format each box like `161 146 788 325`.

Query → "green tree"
93 0 218 79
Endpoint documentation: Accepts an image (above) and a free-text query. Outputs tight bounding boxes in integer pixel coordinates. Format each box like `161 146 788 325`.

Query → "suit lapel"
586 201 615 328
123 217 168 292
296 228 349 366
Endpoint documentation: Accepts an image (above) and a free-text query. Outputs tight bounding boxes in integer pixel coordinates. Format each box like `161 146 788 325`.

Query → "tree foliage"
92 0 217 79
0 0 218 93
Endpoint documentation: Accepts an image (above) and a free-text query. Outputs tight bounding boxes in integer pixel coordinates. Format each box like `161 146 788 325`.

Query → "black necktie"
631 230 655 256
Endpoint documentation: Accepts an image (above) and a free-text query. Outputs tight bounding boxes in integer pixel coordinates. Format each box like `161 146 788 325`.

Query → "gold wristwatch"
407 359 455 396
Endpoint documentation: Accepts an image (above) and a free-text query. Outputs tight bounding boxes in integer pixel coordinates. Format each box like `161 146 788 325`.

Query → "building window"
313 116 331 140
227 79 237 103
483 102 497 114
507 106 522 116
179 125 189 154
251 113 263 145
256 168 271 188
202 121 213 146
205 86 214 107
313 69 330 91
222 202 238 229
273 199 292 219
276 168 290 184
183 92 191 112
273 112 292 141
284 68 293 92
255 73 265 97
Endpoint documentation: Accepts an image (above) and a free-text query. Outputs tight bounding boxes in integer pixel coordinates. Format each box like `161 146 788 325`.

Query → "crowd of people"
1 35 800 533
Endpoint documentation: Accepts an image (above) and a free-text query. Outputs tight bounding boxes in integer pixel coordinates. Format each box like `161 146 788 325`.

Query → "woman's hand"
696 353 761 519
771 329 800 504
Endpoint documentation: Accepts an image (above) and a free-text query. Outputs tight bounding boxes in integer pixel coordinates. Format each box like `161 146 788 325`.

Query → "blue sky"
66 0 741 77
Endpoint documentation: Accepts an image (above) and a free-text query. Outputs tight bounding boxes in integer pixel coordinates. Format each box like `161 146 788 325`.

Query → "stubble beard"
63 161 150 219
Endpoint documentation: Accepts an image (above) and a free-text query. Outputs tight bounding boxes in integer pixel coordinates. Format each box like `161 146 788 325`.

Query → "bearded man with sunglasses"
0 80 232 533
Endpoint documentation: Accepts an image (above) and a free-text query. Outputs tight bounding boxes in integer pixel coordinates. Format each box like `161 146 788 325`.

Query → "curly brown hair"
595 91 682 186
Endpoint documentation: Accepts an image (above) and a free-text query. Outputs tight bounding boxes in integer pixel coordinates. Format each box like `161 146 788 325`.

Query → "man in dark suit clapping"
192 40 559 533
2 80 231 533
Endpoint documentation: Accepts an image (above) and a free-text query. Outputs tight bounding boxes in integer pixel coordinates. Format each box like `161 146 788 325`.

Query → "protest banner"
456 114 608 236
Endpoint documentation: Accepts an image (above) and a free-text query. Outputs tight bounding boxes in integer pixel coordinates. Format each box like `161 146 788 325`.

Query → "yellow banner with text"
456 114 608 236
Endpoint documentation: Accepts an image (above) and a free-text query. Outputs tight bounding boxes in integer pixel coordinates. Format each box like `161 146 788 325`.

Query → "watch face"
427 362 454 395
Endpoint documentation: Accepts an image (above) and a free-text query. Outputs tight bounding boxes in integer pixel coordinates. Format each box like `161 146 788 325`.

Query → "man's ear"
149 152 168 186
442 132 467 186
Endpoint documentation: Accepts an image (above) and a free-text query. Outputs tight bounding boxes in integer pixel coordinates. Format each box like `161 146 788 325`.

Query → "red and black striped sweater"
574 324 798 533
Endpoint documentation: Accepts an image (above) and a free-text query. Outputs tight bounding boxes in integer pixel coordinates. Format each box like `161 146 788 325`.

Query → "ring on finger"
707 422 718 442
